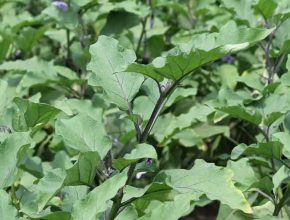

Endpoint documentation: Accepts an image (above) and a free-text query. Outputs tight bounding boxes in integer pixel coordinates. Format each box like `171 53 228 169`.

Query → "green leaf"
65 152 100 186
20 169 66 215
216 64 239 89
122 183 172 203
255 0 278 19
273 132 290 159
42 4 79 29
275 18 290 53
0 189 19 220
55 113 111 158
222 0 256 25
113 143 157 170
0 132 31 188
172 129 203 147
217 203 278 220
127 21 272 81
72 172 127 220
115 206 138 220
273 165 290 193
260 93 290 126
227 158 258 190
217 105 262 125
231 142 283 160
13 97 61 132
101 11 140 36
54 99 103 121
237 69 265 92
154 159 252 213
0 57 79 89
87 35 144 110
273 0 290 23
0 80 8 115
16 26 48 54
137 194 193 220
28 211 71 220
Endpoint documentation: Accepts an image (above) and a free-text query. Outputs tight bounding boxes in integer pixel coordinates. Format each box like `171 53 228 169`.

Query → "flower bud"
53 1 69 12
221 55 235 64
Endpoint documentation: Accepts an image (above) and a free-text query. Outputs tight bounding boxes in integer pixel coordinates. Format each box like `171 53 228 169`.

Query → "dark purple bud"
221 55 235 64
53 1 69 12
146 158 153 166
14 50 22 60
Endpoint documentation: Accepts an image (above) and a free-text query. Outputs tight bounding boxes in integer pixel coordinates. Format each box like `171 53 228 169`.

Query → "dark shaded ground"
181 203 219 220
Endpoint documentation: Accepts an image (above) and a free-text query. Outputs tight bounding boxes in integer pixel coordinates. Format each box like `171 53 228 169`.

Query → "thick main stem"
139 93 167 143
107 80 181 219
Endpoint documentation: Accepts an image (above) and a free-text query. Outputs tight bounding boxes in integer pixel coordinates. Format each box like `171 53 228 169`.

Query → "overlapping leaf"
0 132 31 189
65 152 100 186
113 143 157 170
87 36 144 110
20 169 66 216
55 113 111 158
0 190 19 220
154 159 252 213
72 172 127 220
127 21 273 81
13 97 61 132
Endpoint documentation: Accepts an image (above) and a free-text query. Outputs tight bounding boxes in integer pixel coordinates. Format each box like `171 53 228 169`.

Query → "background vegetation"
1 0 290 219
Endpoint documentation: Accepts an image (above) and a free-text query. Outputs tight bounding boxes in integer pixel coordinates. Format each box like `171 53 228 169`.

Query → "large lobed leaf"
127 21 273 81
154 159 252 213
87 35 144 110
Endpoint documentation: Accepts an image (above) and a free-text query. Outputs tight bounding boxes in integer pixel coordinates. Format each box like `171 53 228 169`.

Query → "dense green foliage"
1 0 290 219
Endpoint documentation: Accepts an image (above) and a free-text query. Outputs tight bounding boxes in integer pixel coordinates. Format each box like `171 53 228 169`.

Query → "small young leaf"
65 152 100 186
113 143 157 170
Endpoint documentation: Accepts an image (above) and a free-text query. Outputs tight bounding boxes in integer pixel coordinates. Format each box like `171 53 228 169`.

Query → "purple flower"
146 158 153 166
221 55 235 64
53 1 69 12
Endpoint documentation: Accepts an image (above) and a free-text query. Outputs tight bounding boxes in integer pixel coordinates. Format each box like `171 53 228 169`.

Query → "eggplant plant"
0 0 290 220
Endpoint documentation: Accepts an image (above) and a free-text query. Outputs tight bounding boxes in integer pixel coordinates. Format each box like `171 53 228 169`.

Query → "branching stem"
107 78 183 219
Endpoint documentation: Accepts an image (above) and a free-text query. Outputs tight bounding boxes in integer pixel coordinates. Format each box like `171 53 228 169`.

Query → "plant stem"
37 134 53 157
79 0 98 15
128 103 142 141
107 79 182 219
11 183 20 210
251 188 275 203
273 185 290 216
280 159 290 170
66 29 71 63
136 19 147 56
261 21 289 216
